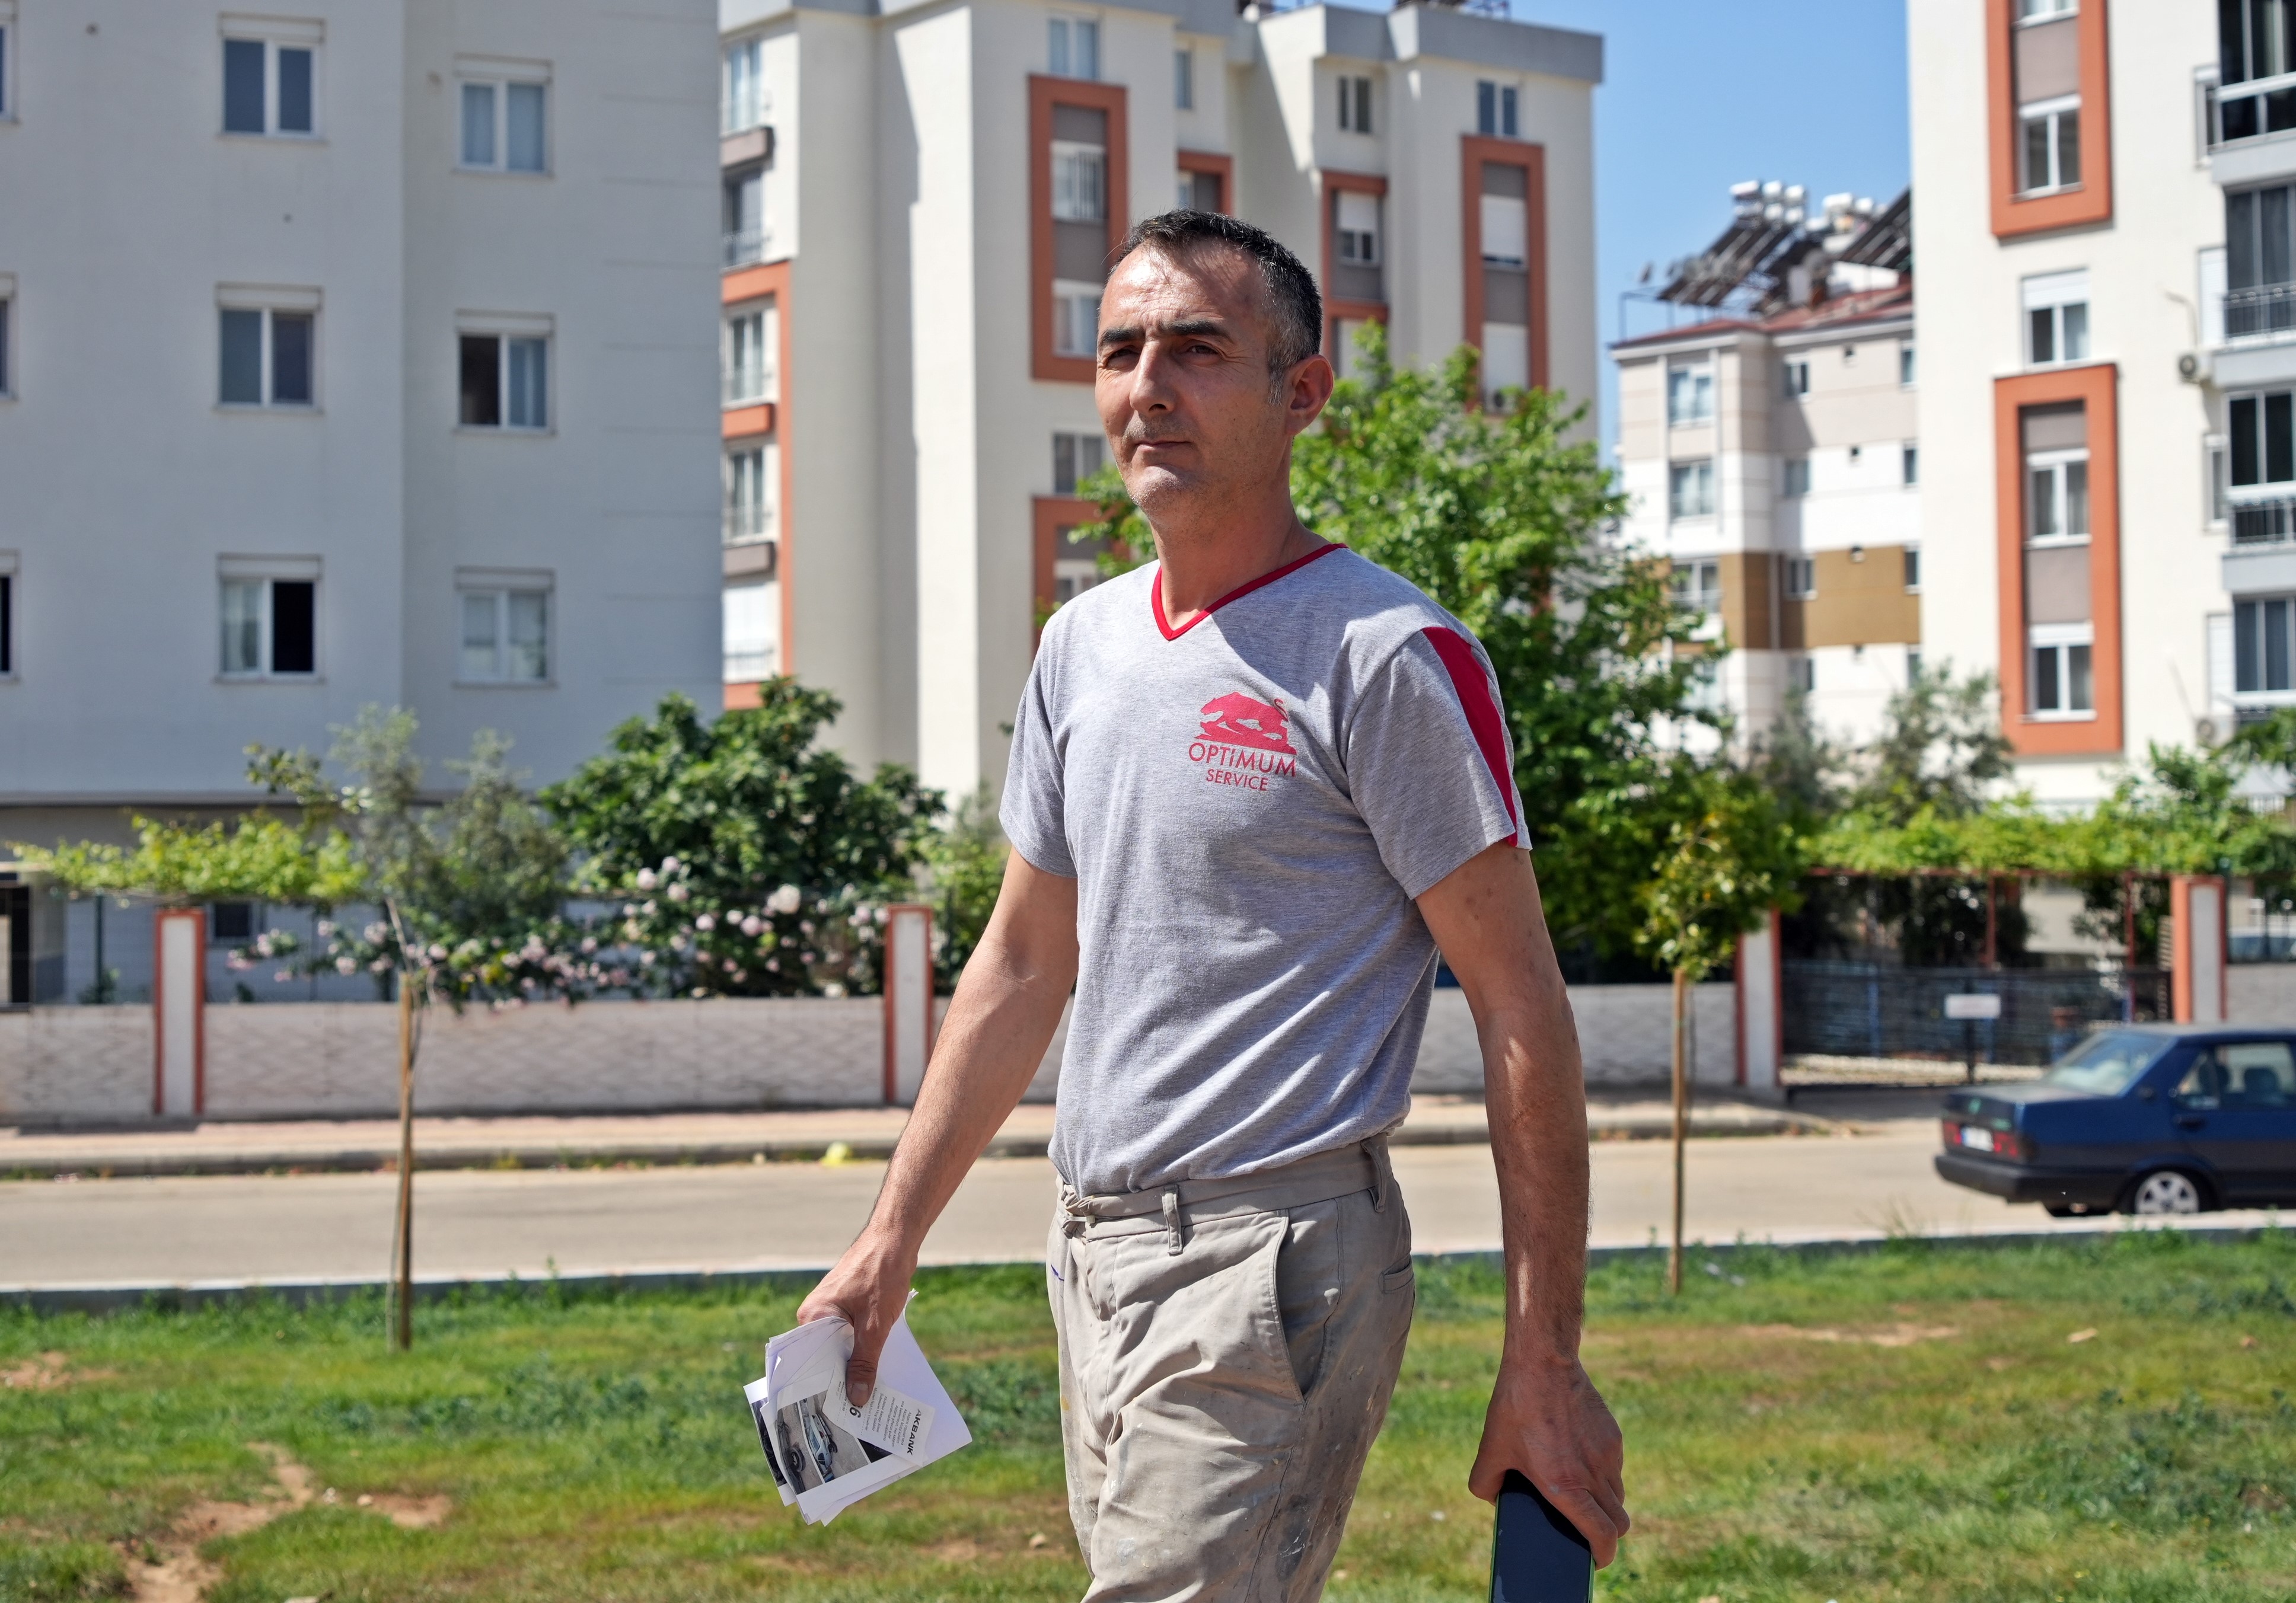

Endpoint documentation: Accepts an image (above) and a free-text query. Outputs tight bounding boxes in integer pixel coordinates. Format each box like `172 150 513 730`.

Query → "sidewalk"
0 1091 1845 1179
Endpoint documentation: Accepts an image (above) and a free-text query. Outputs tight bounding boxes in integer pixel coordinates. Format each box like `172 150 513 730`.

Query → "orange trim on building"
2170 874 2229 1023
1032 494 1099 643
1176 148 1233 213
1319 168 1389 352
1031 75 1130 385
1459 135 1549 394
1986 0 2112 238
720 402 776 440
1993 363 2122 756
723 258 794 679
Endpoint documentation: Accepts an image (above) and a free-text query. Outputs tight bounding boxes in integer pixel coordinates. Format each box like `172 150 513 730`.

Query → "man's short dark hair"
1113 210 1322 373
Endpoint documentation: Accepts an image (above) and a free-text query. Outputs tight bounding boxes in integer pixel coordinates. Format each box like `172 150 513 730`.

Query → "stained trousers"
1046 1138 1416 1603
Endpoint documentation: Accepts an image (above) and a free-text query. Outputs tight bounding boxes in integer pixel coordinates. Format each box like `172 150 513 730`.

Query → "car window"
2175 1054 2228 1109
2043 1030 2166 1095
2220 1042 2296 1109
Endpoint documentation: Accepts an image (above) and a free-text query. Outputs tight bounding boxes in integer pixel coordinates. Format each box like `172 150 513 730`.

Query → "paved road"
7 1129 2272 1291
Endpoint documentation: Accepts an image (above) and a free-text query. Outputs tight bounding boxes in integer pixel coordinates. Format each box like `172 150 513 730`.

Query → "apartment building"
0 0 725 871
1909 0 2236 807
1612 187 1918 744
713 0 1600 798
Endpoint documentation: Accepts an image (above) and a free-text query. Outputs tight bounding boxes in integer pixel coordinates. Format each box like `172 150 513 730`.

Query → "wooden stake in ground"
1669 965 1689 1296
394 970 414 1352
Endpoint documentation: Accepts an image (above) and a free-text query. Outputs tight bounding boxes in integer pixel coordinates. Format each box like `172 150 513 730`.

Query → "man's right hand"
795 1227 919 1406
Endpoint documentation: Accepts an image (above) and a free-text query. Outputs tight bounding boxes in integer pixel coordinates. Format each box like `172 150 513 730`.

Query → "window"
1782 458 1811 498
1902 444 1920 486
724 302 777 405
222 33 317 138
460 73 547 173
2020 96 2081 193
2230 390 2296 489
1053 430 1105 495
1175 47 1193 110
1784 555 1816 598
1178 167 1222 212
1908 649 1924 683
2023 270 2090 365
1788 656 1816 694
2027 448 2091 542
1900 343 1916 385
0 17 12 121
2221 0 2292 88
1338 75 1372 134
218 301 316 407
0 561 13 678
725 444 777 544
723 37 765 133
209 902 258 944
1335 191 1380 266
2237 596 2296 691
218 568 318 678
2209 435 2231 525
725 581 777 682
724 162 767 267
1048 17 1099 81
1053 280 1102 359
1475 80 1518 138
458 333 549 430
1904 547 1922 590
2018 0 2075 17
458 585 550 684
1782 359 1809 396
2030 623 2094 715
0 293 10 397
1670 558 1720 614
1666 365 1714 426
2226 185 2296 339
1669 461 1715 519
1052 140 1106 223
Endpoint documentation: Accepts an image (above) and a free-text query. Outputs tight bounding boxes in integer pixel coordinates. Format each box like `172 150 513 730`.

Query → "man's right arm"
795 850 1079 1403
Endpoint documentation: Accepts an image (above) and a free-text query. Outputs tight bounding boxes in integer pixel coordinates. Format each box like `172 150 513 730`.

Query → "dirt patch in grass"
1 1351 116 1390
1737 1323 1962 1348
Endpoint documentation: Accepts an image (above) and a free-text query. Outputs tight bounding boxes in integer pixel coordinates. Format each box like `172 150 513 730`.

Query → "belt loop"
1162 1188 1184 1255
1366 1137 1389 1214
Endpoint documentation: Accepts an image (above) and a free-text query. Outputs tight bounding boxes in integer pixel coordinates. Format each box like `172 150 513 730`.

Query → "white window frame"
1053 430 1105 495
1899 342 1916 386
2017 0 2075 19
1668 460 1715 520
0 276 13 398
455 571 553 686
1053 279 1102 359
1782 458 1811 497
220 18 323 140
218 286 321 410
1048 15 1099 82
1902 443 1920 486
2027 446 2091 544
0 550 17 680
725 442 777 544
1175 47 1194 111
1051 140 1107 223
1670 557 1721 615
1666 363 1714 427
723 299 777 406
2019 94 2082 196
1784 555 1816 598
1474 79 1519 139
1904 547 1922 592
455 315 552 433
723 36 767 133
1335 191 1380 267
2023 269 2090 366
2234 595 2296 697
217 557 321 681
456 59 551 175
0 7 16 124
2208 432 2231 527
1338 75 1373 134
2229 388 2296 492
723 579 779 683
2029 621 2096 719
1782 357 1810 397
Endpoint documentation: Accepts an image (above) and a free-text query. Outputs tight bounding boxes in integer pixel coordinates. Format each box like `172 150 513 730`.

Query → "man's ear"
1285 353 1335 438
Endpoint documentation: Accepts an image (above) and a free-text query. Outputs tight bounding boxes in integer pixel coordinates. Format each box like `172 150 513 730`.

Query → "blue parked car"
1935 1025 2296 1216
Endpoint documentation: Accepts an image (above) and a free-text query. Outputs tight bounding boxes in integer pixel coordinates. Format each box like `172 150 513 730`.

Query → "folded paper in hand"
742 1310 971 1525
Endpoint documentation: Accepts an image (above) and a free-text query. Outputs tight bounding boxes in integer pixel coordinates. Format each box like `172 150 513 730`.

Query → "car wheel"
2124 1170 2206 1216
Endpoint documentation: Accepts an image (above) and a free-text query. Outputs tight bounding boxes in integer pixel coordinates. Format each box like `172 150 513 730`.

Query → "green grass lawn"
2 1230 2292 1601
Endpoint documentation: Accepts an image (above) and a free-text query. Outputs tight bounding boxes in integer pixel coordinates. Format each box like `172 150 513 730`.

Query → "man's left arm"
1415 841 1630 1566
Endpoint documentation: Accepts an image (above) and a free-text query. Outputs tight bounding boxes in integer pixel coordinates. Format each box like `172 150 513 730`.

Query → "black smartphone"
1490 1469 1594 1603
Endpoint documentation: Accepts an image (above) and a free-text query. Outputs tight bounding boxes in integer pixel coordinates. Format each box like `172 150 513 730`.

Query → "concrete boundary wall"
0 983 1736 1126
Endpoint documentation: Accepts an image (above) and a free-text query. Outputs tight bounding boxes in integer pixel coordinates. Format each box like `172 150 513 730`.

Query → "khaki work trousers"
1046 1138 1416 1603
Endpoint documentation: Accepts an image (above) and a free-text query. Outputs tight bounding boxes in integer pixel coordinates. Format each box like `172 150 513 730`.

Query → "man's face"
1093 244 1330 522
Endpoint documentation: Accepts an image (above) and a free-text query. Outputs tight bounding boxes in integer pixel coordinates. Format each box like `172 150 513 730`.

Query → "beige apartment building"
712 0 1602 799
1612 187 1919 743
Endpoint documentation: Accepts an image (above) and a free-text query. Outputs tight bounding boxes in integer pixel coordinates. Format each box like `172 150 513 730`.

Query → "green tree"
922 785 1010 986
540 682 943 997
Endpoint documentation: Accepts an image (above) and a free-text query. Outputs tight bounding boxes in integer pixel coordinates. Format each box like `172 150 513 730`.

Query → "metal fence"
1782 960 2172 1069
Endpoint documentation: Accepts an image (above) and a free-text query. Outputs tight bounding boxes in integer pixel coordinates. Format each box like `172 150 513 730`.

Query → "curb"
0 1224 2279 1315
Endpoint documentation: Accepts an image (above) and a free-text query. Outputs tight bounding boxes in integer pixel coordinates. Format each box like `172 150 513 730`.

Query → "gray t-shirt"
1001 543 1529 1196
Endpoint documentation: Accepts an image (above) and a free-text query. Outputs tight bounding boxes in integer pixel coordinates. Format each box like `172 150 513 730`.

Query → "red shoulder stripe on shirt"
1420 626 1520 832
1151 541 1345 640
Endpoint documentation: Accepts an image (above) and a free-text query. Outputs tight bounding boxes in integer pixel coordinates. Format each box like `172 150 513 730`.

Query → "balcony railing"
2227 283 2296 341
724 503 774 545
2211 69 2296 148
723 226 770 269
2231 493 2296 545
722 368 777 406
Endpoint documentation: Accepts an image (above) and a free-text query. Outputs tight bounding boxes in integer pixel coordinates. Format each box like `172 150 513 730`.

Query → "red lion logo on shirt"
1199 691 1295 754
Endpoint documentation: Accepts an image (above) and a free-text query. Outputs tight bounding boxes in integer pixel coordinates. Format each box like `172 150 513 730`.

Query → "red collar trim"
1151 542 1344 640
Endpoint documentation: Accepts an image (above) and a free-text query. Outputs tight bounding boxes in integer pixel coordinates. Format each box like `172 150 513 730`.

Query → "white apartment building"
1909 0 2240 806
713 0 1600 798
0 0 725 869
1612 187 1918 745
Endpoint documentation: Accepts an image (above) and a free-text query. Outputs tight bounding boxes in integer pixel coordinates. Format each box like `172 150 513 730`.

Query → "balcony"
723 226 771 269
2230 492 2296 546
2228 283 2296 342
724 502 774 546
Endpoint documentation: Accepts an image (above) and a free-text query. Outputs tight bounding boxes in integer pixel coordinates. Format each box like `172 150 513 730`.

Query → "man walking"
798 212 1626 1599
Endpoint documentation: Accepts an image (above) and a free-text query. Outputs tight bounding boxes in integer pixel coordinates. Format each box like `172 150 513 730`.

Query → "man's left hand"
1468 1352 1629 1567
